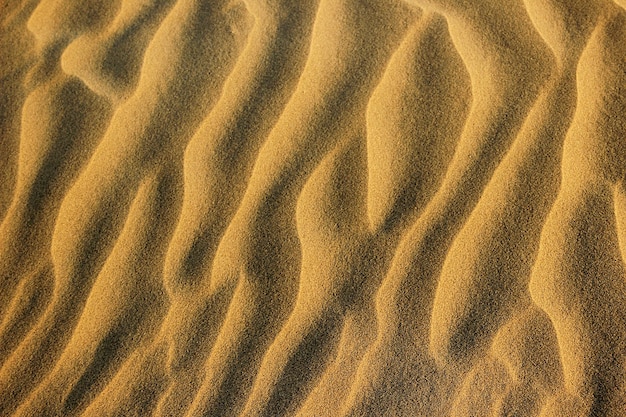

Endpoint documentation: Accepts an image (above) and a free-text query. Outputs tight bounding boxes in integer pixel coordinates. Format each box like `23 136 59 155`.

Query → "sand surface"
2 0 626 415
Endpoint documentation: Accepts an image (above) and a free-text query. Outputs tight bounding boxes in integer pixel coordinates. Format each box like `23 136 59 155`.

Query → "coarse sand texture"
2 0 626 415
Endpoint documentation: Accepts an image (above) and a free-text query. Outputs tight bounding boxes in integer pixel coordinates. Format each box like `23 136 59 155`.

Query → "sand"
1 0 626 415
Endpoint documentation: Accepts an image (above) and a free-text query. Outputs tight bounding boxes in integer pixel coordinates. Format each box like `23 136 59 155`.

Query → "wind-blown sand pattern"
2 0 626 415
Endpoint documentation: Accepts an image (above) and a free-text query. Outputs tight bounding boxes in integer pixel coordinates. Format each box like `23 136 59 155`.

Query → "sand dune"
2 0 626 415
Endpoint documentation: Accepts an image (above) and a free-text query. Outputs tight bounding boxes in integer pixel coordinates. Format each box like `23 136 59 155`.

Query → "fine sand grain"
2 0 626 416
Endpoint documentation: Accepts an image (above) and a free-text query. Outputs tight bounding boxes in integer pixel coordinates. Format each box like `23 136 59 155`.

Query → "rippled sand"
2 0 626 415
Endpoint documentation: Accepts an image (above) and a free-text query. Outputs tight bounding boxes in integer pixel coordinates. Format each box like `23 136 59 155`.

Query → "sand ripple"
2 0 626 415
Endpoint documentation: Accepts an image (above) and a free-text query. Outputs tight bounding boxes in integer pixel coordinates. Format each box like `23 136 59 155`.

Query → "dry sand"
1 0 626 415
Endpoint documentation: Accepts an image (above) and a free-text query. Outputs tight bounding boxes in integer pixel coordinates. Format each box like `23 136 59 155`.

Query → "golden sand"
2 0 626 415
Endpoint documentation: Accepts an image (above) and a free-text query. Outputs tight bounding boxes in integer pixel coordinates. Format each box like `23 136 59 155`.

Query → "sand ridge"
2 0 626 415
